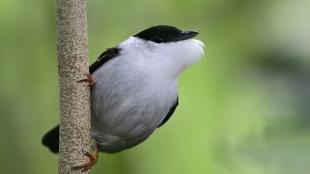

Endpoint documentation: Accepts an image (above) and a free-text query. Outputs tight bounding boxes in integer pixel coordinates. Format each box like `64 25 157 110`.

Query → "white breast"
90 37 204 153
90 51 178 153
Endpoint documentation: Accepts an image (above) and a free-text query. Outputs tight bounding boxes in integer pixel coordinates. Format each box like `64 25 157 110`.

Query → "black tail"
42 125 59 153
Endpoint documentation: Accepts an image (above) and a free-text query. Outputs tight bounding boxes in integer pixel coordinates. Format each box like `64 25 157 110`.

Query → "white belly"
90 59 178 153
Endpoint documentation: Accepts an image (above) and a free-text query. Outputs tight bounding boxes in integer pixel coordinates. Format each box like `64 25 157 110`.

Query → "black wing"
158 96 179 127
89 47 121 74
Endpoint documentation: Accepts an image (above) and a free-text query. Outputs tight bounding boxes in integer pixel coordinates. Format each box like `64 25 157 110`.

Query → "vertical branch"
56 0 91 173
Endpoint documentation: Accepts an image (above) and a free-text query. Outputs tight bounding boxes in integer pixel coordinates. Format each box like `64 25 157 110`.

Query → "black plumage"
89 47 121 74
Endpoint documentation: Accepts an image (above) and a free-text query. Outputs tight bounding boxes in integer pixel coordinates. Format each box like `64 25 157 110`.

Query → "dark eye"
134 25 188 43
155 36 163 42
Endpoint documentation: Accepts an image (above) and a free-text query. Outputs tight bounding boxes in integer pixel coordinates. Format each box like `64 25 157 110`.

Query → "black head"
134 25 198 43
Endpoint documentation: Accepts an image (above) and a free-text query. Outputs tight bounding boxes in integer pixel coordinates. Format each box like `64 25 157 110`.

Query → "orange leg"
72 144 99 171
78 74 95 88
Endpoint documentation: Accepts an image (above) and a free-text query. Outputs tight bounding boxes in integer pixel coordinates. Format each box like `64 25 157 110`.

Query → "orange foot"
78 74 95 88
72 144 99 171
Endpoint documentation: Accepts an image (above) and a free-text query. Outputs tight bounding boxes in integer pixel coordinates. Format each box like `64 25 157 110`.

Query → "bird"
42 25 204 169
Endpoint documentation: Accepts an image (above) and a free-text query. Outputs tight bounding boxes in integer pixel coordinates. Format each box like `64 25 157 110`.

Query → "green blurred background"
1 0 310 173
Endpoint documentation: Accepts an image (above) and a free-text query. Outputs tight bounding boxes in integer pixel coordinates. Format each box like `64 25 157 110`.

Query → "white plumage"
91 37 204 152
42 25 205 155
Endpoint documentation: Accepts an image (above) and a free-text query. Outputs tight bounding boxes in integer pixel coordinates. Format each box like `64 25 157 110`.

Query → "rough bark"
56 0 91 173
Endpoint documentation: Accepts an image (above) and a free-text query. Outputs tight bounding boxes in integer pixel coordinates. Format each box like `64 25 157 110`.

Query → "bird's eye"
154 36 163 43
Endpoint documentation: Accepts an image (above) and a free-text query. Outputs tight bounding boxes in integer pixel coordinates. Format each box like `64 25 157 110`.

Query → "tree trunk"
56 0 91 173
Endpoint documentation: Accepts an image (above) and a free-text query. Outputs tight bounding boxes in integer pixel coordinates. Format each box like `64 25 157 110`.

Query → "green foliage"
0 0 309 173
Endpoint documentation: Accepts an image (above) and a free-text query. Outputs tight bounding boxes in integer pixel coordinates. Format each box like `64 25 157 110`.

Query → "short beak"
175 31 199 41
183 31 199 38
